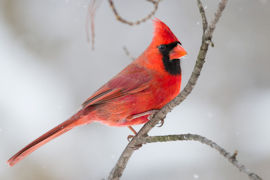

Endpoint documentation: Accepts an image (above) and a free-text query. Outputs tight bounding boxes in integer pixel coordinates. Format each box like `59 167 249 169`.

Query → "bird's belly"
86 81 180 127
88 92 152 126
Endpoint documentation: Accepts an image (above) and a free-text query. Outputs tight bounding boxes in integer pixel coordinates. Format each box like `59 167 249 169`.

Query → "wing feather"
82 64 151 108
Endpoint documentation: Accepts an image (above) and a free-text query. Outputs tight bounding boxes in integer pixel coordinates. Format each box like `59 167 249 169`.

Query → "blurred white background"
1 0 269 179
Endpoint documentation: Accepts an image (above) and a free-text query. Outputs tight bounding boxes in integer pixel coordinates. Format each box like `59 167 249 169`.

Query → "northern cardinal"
7 18 187 166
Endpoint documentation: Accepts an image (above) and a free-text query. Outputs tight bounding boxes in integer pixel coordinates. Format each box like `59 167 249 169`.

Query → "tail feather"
7 110 88 166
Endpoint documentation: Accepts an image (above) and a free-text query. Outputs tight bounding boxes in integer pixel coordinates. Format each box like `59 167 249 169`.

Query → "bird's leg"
126 110 163 140
126 110 159 149
127 126 143 150
127 126 137 141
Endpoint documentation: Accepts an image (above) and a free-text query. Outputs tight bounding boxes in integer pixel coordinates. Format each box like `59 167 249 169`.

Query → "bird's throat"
158 41 182 75
162 55 181 75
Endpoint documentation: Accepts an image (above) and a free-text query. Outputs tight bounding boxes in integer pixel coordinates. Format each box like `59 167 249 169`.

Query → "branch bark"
144 134 262 180
107 1 261 180
197 0 208 33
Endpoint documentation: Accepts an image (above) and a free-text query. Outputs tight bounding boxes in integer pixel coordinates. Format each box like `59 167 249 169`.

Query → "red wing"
82 64 152 108
81 88 123 107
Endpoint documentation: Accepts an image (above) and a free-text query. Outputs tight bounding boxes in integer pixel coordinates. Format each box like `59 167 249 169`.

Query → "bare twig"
197 0 208 33
86 0 102 50
108 0 161 25
108 1 229 180
123 46 135 60
206 0 228 38
143 134 262 180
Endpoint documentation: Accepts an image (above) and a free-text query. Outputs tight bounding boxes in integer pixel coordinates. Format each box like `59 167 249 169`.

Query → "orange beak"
169 44 187 60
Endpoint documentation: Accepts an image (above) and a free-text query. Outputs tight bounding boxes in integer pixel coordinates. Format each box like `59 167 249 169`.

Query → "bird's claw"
127 135 142 149
127 135 134 142
156 119 164 127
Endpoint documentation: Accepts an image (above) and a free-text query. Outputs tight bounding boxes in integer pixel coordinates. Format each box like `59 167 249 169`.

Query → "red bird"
7 18 187 166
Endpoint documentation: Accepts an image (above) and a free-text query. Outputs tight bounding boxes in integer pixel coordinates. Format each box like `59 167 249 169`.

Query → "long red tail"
7 109 89 166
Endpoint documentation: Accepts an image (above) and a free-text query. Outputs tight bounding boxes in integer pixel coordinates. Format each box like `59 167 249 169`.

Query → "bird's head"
141 18 187 75
150 18 187 61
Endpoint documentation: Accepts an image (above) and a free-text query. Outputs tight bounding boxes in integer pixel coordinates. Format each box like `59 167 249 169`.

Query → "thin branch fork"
108 0 261 180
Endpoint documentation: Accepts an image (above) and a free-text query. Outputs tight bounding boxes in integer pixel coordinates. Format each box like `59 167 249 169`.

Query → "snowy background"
1 0 270 179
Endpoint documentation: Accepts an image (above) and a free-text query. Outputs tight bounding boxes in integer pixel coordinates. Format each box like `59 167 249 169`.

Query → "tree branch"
197 0 208 33
108 0 161 25
143 134 262 180
108 0 231 180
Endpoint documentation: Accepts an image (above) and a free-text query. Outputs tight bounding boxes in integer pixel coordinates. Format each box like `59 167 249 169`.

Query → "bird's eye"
158 45 166 51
